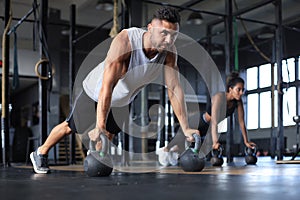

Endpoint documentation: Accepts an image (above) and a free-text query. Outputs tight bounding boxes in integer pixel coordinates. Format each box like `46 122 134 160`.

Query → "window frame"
245 56 299 129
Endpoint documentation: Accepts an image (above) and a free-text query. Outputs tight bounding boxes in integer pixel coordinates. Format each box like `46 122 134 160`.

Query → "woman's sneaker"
157 148 170 166
168 145 179 166
30 150 50 174
168 151 179 166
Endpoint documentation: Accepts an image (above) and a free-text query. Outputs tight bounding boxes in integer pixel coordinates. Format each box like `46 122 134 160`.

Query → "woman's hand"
212 142 221 150
245 141 256 149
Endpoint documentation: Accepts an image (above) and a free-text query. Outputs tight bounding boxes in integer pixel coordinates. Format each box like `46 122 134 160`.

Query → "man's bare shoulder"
107 29 131 59
117 29 129 39
113 29 130 47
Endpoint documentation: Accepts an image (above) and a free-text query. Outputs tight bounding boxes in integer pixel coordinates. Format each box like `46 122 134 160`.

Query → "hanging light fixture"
211 44 224 56
257 26 274 39
96 0 114 11
186 12 203 25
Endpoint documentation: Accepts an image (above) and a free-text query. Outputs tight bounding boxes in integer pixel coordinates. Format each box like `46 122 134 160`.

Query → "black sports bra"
206 99 239 117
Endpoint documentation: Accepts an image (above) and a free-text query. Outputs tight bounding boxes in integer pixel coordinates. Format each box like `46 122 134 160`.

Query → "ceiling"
1 0 300 93
1 0 300 45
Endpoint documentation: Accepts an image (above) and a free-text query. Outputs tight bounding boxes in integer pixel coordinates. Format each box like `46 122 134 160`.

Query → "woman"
199 71 256 150
157 72 256 166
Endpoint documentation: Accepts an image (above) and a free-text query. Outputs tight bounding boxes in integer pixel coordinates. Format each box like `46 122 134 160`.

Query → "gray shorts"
66 89 129 135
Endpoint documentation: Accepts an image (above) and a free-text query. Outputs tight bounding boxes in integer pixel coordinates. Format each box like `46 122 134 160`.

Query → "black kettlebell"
84 134 113 177
245 146 257 165
179 134 205 172
210 146 224 166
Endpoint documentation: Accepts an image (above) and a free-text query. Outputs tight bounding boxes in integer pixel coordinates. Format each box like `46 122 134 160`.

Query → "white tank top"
82 27 167 107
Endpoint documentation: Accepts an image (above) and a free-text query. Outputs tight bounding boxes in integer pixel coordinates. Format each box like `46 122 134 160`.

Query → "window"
298 56 300 79
259 64 271 88
283 87 296 126
246 67 257 90
218 118 227 133
273 91 278 128
247 93 258 129
246 57 297 129
260 92 272 128
282 58 295 82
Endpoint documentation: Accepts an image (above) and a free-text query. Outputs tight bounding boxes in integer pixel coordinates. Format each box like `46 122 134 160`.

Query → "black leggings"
198 112 210 137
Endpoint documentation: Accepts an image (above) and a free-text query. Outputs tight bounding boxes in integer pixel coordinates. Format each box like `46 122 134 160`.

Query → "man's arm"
89 30 131 141
164 50 199 141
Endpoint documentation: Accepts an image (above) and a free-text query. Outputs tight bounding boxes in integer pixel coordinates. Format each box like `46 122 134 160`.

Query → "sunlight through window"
247 93 258 129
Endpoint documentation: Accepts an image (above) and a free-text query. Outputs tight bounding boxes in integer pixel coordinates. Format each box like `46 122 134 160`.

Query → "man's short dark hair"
153 7 181 24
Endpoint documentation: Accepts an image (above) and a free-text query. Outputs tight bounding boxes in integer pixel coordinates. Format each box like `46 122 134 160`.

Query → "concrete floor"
1 157 300 200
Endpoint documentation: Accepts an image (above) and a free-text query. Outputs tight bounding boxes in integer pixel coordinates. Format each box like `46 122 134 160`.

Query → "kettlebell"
84 134 113 177
210 146 224 166
179 134 205 172
245 146 257 165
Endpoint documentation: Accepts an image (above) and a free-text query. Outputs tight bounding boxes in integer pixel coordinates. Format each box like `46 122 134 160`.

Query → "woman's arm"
237 99 256 148
210 92 226 149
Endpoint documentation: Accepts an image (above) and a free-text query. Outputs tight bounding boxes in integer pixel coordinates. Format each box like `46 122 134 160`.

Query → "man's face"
148 19 179 52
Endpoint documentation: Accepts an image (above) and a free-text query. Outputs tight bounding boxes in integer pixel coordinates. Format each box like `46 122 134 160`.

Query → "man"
30 6 199 174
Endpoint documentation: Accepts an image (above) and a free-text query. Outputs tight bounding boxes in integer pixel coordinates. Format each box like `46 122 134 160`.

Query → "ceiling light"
211 49 223 56
96 0 114 11
211 44 224 56
186 12 203 25
61 29 78 36
257 27 274 39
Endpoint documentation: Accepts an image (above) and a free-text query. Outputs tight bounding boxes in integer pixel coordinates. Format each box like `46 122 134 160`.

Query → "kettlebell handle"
211 145 223 156
192 133 201 153
244 146 257 155
89 133 109 155
89 140 96 151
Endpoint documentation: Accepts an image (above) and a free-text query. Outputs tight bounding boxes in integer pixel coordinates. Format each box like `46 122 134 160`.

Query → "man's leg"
30 121 72 174
39 121 72 155
30 89 85 174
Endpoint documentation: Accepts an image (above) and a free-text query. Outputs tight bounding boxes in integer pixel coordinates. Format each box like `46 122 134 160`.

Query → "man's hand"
88 128 100 141
88 128 115 151
88 128 115 141
95 140 102 151
183 128 200 142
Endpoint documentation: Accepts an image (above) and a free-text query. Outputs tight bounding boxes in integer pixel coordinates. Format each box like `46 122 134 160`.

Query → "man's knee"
62 121 74 135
